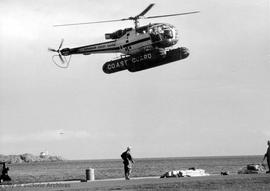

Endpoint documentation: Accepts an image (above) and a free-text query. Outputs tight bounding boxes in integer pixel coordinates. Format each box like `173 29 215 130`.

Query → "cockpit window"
149 24 174 41
164 29 173 39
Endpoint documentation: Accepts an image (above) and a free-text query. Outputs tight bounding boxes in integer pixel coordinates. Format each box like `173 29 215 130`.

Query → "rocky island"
0 153 64 164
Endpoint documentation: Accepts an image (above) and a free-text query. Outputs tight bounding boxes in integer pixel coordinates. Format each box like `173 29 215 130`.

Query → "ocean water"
7 155 262 183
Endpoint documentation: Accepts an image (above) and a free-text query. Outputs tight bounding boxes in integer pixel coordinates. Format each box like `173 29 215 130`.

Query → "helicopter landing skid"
102 47 189 74
52 55 72 69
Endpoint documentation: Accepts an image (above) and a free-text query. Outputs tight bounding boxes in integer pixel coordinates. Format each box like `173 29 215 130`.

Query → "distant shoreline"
1 154 262 163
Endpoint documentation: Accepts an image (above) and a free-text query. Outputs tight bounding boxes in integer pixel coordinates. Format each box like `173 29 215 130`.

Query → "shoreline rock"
0 153 64 164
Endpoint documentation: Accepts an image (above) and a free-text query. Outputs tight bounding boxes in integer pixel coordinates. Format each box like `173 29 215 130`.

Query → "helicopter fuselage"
61 23 178 57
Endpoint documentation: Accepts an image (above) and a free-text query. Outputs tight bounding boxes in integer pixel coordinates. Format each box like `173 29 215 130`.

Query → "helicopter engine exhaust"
102 47 189 74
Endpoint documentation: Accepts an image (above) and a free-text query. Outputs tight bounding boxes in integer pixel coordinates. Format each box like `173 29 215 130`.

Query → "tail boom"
61 40 119 56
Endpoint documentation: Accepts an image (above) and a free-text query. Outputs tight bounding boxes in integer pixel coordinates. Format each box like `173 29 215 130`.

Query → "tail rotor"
48 39 71 68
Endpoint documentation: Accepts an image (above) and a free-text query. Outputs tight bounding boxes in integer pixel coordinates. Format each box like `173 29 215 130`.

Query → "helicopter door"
124 33 130 53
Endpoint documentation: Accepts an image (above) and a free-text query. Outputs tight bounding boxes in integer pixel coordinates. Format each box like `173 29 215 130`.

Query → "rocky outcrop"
0 153 64 164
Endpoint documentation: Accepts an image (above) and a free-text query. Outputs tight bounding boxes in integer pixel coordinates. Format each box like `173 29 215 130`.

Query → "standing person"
121 146 134 180
262 140 270 173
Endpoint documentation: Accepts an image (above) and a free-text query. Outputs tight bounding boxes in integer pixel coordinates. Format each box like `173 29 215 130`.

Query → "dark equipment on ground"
0 162 11 183
238 164 266 174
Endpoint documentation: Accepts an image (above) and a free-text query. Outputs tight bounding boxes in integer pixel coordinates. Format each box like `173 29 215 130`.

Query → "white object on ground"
160 169 210 178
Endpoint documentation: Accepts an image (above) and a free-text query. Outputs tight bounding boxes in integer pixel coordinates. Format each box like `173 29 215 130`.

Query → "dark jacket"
121 151 134 166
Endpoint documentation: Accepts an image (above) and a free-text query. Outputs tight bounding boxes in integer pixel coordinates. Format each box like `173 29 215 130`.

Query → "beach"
1 174 270 191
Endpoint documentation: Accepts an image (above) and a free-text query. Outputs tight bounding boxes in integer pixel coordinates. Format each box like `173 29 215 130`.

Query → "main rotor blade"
53 9 199 27
145 11 200 19
53 18 129 27
136 3 155 17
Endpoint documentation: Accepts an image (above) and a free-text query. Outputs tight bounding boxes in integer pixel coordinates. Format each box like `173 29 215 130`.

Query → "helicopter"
48 4 199 73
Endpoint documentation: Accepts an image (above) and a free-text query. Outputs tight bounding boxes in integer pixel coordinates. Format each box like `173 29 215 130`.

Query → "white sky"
0 0 269 159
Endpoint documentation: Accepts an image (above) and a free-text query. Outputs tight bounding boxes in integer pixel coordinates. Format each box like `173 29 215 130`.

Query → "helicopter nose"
180 47 189 59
